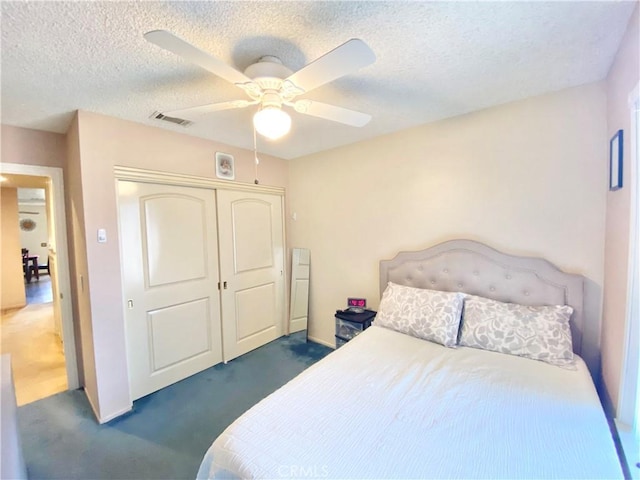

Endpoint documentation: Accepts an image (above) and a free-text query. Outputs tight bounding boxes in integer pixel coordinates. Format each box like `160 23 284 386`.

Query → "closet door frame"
114 166 285 197
114 166 287 364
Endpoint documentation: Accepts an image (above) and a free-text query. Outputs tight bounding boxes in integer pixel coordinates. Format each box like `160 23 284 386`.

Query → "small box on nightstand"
335 309 376 348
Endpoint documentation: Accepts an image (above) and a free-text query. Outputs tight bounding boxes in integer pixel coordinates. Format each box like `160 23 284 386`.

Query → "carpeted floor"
17 333 332 480
1 275 64 405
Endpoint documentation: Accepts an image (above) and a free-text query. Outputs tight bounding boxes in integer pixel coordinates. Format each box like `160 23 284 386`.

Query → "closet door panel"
118 181 222 401
235 283 276 340
232 200 274 272
217 190 285 361
143 195 207 286
147 298 212 371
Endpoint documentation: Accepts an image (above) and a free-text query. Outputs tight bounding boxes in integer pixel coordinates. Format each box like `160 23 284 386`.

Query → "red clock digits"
348 298 366 308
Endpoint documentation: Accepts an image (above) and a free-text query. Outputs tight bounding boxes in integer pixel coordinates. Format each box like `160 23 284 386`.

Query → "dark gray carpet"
17 333 332 480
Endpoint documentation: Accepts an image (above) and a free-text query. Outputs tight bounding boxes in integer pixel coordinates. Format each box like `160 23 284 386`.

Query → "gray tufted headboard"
380 239 589 368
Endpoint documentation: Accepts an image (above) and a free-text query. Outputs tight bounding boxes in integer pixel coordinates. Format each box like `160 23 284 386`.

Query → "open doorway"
1 180 66 404
0 164 78 405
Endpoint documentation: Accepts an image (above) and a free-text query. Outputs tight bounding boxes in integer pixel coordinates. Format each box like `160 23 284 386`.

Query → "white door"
217 190 285 362
118 181 222 400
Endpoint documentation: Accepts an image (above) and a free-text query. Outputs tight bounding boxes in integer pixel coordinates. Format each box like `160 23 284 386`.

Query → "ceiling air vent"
151 111 193 127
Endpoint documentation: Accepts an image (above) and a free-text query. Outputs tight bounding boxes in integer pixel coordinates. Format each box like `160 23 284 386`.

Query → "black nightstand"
335 309 376 348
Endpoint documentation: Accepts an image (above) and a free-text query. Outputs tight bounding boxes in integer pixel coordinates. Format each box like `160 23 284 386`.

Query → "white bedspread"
197 326 623 479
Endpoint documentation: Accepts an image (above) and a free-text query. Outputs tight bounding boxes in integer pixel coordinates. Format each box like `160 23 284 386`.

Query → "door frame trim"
114 166 285 196
0 162 80 389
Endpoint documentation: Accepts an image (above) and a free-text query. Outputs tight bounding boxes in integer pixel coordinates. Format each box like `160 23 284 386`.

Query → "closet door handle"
223 281 228 289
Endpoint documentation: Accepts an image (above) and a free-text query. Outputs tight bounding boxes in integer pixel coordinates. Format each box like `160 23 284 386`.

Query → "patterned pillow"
459 294 575 367
374 282 464 347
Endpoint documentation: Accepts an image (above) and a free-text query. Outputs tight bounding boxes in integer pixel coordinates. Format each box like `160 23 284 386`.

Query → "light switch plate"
97 228 107 243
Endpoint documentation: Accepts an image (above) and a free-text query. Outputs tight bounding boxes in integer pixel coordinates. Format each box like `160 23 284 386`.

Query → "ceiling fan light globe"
253 107 291 140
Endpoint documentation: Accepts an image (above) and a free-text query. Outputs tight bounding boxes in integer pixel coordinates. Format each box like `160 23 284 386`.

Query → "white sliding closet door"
217 190 285 362
118 181 222 400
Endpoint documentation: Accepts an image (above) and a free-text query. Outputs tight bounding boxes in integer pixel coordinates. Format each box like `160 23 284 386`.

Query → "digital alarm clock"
347 298 367 311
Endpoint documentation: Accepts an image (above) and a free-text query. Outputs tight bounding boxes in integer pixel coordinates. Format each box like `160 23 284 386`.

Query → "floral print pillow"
459 294 575 367
375 282 464 347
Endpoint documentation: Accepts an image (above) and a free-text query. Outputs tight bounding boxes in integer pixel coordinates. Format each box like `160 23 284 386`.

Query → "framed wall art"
216 152 235 180
20 218 36 231
609 129 623 191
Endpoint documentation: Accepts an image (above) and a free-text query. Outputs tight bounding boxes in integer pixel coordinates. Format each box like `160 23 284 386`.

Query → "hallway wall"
1 187 26 310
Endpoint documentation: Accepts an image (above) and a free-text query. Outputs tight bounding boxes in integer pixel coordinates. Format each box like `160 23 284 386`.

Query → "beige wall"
1 125 66 169
73 111 289 421
289 83 608 367
1 188 26 310
65 114 95 410
602 4 639 414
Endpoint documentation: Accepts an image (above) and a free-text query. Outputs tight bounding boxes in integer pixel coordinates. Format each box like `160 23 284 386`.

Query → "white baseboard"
84 389 132 424
98 405 132 424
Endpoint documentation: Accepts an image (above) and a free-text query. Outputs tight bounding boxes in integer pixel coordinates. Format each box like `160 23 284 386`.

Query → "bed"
197 239 623 479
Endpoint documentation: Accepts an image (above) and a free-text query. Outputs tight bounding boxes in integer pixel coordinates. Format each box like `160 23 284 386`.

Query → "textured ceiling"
1 1 636 160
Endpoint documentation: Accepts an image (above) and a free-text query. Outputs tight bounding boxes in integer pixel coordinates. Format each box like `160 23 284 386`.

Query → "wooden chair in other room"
21 248 38 283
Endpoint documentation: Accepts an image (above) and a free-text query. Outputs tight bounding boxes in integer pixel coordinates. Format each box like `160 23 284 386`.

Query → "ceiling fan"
144 30 376 140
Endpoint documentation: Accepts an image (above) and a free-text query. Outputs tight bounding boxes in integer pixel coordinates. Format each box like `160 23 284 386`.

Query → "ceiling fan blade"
164 100 257 119
284 39 375 94
290 100 371 127
144 30 252 86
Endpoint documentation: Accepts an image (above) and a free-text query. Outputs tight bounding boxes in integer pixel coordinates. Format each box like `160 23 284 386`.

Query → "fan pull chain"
253 125 260 185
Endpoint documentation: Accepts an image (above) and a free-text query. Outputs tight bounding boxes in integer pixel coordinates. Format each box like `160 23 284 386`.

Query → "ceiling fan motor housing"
244 57 294 97
260 92 284 109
